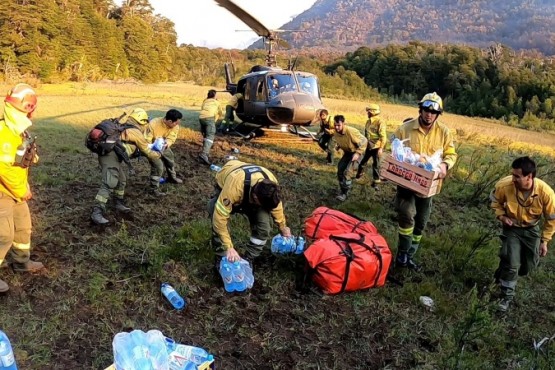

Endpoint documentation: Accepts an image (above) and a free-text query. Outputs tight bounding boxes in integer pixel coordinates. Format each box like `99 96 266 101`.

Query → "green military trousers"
199 118 216 155
394 186 433 257
496 225 540 299
337 152 360 195
0 194 32 266
208 190 273 258
318 134 335 164
95 151 126 209
149 149 177 188
358 147 381 181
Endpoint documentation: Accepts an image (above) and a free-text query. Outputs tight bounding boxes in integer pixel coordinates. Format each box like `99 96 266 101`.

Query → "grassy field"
0 82 554 369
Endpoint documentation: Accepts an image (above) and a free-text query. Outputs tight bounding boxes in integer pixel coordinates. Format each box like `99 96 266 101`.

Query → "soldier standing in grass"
393 93 457 271
0 84 45 292
332 115 368 202
220 93 243 133
356 103 387 188
208 159 291 266
490 156 555 313
91 108 162 225
316 109 335 165
145 109 183 196
198 89 223 165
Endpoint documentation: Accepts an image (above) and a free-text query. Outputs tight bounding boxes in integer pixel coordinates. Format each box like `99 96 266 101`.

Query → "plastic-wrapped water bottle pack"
219 257 254 293
112 330 214 370
271 235 305 255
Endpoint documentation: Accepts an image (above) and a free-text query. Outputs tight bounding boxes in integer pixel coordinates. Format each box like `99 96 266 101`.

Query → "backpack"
303 233 391 294
85 116 137 167
304 206 378 241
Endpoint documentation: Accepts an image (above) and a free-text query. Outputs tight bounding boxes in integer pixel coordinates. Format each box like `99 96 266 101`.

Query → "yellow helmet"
129 108 149 125
366 103 380 114
419 92 443 113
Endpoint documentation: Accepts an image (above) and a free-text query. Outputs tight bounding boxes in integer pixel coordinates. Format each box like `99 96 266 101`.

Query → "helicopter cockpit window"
268 74 297 98
296 74 320 98
256 78 266 101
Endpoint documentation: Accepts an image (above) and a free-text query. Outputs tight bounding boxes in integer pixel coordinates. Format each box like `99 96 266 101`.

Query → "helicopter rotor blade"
215 0 272 39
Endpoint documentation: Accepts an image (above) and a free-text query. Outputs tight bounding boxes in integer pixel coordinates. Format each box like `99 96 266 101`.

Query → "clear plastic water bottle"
271 234 298 254
170 344 214 367
224 155 238 161
152 137 166 152
295 236 305 254
0 330 17 370
232 147 240 154
242 259 254 289
391 138 405 162
161 283 186 310
210 164 222 172
219 258 235 292
232 261 246 292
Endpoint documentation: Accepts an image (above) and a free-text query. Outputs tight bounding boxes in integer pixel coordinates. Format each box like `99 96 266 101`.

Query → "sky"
146 0 317 49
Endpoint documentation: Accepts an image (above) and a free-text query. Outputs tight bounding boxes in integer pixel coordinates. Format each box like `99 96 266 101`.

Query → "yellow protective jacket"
226 93 243 110
213 160 287 250
334 126 368 155
491 175 555 242
199 98 223 121
0 105 33 201
146 117 179 148
394 118 457 170
364 116 387 149
318 116 335 136
121 125 160 160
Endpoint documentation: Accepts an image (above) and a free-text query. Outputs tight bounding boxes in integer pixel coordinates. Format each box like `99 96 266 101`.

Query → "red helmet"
5 83 37 114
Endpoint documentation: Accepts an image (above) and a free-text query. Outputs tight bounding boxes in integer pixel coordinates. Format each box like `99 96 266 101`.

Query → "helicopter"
214 0 325 139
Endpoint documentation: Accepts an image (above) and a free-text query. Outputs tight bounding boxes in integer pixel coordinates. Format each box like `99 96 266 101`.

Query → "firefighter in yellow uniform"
316 109 335 165
208 160 291 264
357 103 387 188
333 115 368 202
145 109 183 195
91 108 161 224
0 84 44 292
393 93 457 270
198 89 224 165
220 93 243 133
490 156 555 312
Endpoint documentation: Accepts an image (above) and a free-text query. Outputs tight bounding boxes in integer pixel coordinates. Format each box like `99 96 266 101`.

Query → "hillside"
272 0 555 55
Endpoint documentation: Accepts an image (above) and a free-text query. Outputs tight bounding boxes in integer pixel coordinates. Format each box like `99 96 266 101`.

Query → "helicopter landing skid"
225 122 264 140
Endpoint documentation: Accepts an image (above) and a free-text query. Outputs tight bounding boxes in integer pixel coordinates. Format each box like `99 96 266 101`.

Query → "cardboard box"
379 155 441 197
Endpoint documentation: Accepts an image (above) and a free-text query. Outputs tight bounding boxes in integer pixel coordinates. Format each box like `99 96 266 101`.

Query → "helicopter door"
253 76 267 118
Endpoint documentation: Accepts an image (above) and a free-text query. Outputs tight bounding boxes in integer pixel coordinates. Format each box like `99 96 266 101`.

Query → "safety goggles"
421 100 441 113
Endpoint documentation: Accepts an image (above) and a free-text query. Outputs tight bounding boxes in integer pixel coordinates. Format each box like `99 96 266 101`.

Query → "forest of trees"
1 0 554 132
327 42 555 131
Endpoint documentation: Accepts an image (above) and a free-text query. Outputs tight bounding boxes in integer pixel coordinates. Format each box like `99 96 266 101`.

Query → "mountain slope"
273 0 555 55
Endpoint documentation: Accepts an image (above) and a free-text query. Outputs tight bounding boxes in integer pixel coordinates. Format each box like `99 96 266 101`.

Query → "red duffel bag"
303 232 391 294
304 207 378 240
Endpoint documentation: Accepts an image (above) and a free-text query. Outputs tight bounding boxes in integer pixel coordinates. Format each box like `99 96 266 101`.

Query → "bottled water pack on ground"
113 330 169 370
165 339 214 370
271 234 305 254
219 257 254 292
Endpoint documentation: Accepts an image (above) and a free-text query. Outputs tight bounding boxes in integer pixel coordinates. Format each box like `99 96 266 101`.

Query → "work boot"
326 153 333 165
114 198 131 213
198 153 211 166
497 297 512 313
336 193 347 202
150 188 167 197
395 253 421 271
91 206 109 225
0 278 8 293
167 176 183 184
12 260 44 273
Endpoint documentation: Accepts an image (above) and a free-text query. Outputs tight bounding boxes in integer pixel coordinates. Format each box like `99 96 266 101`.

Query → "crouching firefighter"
0 83 45 292
208 160 291 268
89 108 161 225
